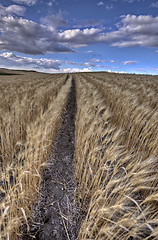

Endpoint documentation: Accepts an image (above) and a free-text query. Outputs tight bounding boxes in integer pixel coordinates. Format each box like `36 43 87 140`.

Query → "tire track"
22 76 80 240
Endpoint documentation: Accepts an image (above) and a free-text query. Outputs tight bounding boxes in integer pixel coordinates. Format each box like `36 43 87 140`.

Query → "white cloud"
0 4 26 16
151 2 158 8
0 16 72 54
0 14 158 56
100 15 158 48
59 28 102 48
0 52 61 70
0 51 111 72
44 67 93 73
11 0 37 6
60 28 101 40
98 1 104 6
117 71 126 74
61 67 93 73
122 60 139 65
0 51 100 73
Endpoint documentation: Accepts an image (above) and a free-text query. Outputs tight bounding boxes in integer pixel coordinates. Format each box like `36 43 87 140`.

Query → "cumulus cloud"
0 16 72 54
0 4 26 16
0 51 121 73
33 67 93 74
122 60 139 65
1 51 97 73
0 12 103 54
43 68 93 74
60 28 101 39
61 67 93 73
0 13 158 55
60 14 158 49
11 0 37 6
59 28 102 48
100 14 158 48
0 52 61 70
0 52 98 72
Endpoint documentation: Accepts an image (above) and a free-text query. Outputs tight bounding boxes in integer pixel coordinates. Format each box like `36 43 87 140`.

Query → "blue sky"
0 0 158 74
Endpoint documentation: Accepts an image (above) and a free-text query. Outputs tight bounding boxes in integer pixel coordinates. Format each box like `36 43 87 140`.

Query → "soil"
22 79 82 239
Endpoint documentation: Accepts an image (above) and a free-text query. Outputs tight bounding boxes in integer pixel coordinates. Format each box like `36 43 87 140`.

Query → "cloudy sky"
0 0 158 74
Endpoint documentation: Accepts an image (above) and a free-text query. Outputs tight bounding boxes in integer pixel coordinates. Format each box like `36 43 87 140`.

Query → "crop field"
0 71 71 239
74 72 158 239
0 70 158 239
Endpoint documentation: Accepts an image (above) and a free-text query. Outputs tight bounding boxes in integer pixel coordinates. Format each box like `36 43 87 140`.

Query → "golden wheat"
74 72 158 239
0 71 157 239
0 72 71 239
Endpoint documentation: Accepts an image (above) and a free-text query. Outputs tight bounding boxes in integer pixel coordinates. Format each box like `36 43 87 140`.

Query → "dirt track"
22 78 81 239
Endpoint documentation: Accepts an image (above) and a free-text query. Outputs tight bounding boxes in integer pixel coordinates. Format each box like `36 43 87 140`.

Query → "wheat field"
0 70 158 239
74 72 158 239
0 71 71 239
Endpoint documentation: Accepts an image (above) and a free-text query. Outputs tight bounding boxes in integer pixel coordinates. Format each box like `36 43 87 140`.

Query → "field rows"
0 71 158 239
0 72 71 239
74 72 158 239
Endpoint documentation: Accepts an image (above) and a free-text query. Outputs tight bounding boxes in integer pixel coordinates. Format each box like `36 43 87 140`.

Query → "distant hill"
0 68 37 75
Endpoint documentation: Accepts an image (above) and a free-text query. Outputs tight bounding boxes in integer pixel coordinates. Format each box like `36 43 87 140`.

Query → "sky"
0 0 158 74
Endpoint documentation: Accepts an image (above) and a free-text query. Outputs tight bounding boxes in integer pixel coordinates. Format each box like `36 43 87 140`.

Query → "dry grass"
0 71 157 239
0 72 71 239
74 73 158 239
81 72 158 157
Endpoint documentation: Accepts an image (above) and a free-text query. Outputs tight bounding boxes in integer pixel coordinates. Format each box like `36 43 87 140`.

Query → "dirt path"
22 78 80 239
